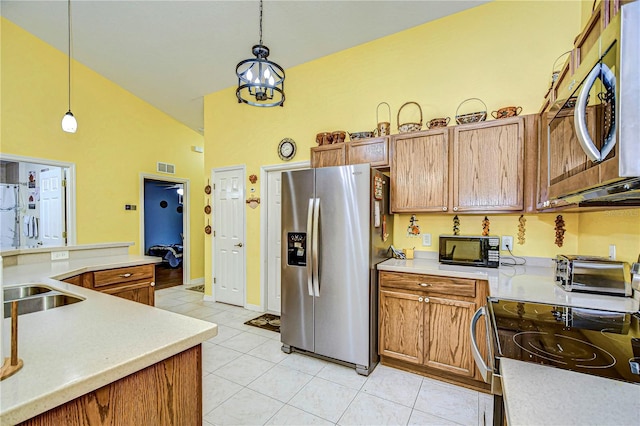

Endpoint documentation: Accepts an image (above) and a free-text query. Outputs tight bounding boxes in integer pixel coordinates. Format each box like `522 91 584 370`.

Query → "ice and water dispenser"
287 233 306 266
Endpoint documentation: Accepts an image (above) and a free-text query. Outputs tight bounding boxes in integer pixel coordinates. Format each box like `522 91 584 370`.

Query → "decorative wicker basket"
455 98 487 125
397 101 422 133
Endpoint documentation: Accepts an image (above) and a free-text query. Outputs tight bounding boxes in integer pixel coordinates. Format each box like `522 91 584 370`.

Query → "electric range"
471 298 640 425
487 299 640 383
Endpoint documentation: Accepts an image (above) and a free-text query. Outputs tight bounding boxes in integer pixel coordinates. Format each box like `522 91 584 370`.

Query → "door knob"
235 242 243 247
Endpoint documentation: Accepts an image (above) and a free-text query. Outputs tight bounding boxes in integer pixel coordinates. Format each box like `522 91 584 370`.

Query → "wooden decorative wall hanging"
554 215 565 247
452 215 460 235
517 215 526 245
481 216 490 236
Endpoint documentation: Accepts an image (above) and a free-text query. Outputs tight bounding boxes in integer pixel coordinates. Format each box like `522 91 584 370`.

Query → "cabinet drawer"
380 271 475 298
93 264 154 288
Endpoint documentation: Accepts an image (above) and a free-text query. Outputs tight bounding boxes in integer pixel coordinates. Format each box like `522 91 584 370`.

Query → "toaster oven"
554 254 631 296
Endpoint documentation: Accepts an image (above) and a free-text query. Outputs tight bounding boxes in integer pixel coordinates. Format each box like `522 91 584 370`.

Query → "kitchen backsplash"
392 209 640 265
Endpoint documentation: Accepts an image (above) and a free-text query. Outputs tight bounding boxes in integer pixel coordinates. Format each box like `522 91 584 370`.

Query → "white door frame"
0 153 77 246
259 161 310 311
211 165 247 306
139 173 190 285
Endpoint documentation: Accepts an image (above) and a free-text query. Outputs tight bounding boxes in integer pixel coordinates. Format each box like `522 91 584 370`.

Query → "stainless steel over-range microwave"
546 1 640 205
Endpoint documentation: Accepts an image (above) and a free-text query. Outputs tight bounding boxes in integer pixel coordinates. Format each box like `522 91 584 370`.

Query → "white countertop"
1 255 218 424
378 257 639 312
500 358 640 425
377 256 640 425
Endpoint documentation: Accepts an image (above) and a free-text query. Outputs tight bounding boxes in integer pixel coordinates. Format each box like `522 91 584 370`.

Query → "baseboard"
203 294 215 302
186 277 204 286
244 303 262 312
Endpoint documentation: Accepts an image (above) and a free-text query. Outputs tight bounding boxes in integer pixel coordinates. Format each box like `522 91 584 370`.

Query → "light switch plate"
51 250 70 261
422 233 431 247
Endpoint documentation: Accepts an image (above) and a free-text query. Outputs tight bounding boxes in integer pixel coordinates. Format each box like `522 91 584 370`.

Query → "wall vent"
157 162 176 174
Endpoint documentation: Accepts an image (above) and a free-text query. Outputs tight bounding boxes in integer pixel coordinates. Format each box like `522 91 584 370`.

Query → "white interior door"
213 168 245 306
39 168 65 246
266 171 282 313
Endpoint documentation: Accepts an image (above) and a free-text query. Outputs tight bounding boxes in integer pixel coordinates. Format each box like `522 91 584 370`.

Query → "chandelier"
235 0 285 107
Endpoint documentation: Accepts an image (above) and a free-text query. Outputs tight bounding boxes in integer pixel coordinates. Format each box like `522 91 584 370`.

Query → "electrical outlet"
422 233 431 247
501 236 513 251
609 244 616 260
51 250 69 261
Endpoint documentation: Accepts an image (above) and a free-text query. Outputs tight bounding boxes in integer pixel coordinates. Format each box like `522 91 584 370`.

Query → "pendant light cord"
258 0 263 46
67 0 72 111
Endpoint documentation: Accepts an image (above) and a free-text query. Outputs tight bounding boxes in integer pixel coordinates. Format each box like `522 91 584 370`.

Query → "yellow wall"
207 0 640 306
1 18 206 282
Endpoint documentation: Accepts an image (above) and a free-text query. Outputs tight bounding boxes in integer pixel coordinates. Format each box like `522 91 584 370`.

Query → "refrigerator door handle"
312 197 320 297
306 198 314 297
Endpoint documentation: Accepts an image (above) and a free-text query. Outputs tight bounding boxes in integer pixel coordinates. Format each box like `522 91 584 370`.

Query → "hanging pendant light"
236 0 285 107
61 0 77 133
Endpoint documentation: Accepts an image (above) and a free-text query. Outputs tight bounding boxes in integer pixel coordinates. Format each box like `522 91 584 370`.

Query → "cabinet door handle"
453 206 459 212
424 297 430 303
419 283 431 287
442 207 447 211
150 282 155 287
418 297 424 302
119 273 133 278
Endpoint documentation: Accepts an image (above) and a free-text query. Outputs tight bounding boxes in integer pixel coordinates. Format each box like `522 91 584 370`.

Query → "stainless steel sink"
3 285 53 302
3 285 84 318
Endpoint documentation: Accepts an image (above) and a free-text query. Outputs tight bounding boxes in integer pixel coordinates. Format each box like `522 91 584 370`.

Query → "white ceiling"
2 1 488 133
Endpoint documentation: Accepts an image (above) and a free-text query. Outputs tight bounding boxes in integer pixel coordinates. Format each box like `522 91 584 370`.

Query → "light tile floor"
155 286 493 426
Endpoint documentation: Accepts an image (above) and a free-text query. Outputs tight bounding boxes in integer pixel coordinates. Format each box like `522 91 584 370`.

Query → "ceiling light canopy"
236 0 285 107
62 0 77 133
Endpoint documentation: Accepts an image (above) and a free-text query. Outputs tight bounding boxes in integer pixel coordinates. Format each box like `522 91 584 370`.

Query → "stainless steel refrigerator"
280 163 393 375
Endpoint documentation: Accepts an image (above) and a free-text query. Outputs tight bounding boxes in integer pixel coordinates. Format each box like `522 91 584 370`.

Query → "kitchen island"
0 245 217 425
378 254 640 426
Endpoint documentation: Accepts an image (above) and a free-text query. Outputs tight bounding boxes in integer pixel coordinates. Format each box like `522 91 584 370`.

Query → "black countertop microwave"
438 235 500 268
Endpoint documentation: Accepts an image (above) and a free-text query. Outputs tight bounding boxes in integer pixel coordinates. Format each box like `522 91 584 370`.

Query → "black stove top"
488 299 640 384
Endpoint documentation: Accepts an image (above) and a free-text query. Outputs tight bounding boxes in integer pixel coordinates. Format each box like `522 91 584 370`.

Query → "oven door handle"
471 306 492 384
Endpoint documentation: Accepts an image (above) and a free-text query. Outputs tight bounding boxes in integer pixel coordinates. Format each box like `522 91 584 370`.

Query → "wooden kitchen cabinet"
390 128 449 212
310 143 346 168
311 137 389 169
63 264 155 306
452 116 525 213
379 271 489 391
390 115 536 213
346 137 389 168
19 345 202 426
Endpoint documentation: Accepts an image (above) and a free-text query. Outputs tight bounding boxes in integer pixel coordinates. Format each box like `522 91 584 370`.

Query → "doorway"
211 166 246 306
260 161 309 313
140 174 190 289
0 154 76 250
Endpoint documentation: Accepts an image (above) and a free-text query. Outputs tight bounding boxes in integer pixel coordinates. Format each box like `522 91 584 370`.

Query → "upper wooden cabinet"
390 115 537 213
391 129 449 213
310 143 346 168
452 117 524 213
311 137 389 169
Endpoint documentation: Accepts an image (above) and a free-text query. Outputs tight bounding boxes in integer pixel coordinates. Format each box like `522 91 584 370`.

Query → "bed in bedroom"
148 243 183 268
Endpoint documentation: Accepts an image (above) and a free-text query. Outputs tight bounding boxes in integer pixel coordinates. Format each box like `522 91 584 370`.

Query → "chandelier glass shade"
236 1 285 107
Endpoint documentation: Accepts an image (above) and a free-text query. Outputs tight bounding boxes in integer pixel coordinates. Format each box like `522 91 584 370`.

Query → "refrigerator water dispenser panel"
287 232 307 266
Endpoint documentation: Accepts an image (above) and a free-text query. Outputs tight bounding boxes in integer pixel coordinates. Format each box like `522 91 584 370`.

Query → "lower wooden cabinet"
63 264 155 306
379 271 489 390
19 345 202 425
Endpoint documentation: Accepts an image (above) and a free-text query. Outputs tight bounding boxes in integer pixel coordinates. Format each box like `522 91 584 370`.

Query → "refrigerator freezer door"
281 169 315 353
314 164 372 366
